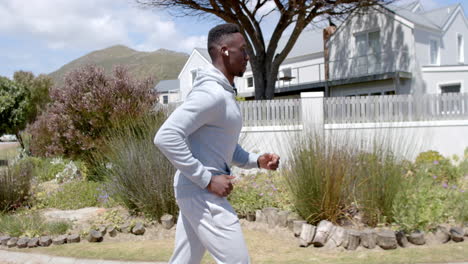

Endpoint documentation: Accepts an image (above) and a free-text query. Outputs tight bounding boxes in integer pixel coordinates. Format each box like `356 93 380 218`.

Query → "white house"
154 79 181 104
176 1 468 100
327 1 468 97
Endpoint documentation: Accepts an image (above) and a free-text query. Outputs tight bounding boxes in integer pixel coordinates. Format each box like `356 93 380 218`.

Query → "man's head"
208 23 249 79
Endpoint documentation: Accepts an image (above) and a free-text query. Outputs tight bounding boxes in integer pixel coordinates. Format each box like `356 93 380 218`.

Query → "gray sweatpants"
169 187 250 264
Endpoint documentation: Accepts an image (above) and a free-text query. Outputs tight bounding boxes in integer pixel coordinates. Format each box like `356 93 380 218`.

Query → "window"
440 84 461 93
247 77 254 88
191 69 197 84
430 39 440 65
458 34 464 64
384 90 396 95
163 95 168 104
355 30 381 74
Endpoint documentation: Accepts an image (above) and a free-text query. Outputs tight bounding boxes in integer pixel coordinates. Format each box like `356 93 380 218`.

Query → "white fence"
239 99 301 127
324 93 468 123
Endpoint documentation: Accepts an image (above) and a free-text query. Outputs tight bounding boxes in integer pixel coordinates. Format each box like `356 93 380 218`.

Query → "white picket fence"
324 93 468 123
239 99 302 127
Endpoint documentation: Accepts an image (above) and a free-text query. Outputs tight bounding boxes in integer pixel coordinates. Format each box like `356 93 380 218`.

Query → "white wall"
422 66 468 93
158 92 181 104
441 10 468 65
179 51 210 101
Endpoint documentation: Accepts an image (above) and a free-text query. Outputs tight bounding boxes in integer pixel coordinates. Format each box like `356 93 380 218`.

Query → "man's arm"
232 144 280 171
154 87 222 189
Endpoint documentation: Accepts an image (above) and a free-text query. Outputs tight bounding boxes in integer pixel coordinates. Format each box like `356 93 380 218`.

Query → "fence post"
300 92 324 133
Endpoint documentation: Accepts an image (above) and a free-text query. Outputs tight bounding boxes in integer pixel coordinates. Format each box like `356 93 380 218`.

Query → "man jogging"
154 23 280 264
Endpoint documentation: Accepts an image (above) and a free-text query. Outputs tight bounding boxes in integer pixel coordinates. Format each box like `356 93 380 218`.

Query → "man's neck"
213 62 234 85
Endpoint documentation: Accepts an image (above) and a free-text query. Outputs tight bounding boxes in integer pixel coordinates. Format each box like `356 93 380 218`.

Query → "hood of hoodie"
192 64 235 94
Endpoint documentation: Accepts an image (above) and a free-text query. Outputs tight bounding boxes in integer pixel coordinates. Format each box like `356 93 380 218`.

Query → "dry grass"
0 142 19 162
11 227 468 264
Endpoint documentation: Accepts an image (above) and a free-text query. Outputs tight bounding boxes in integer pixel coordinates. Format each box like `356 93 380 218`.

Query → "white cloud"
0 0 207 53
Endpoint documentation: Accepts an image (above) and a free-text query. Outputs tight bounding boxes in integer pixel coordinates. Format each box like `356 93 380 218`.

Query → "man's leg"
177 190 250 264
169 211 206 264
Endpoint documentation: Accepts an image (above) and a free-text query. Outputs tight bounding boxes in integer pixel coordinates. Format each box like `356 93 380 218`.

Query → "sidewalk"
0 250 167 264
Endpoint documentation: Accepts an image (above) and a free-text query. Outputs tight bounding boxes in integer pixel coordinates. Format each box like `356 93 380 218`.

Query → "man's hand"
258 153 280 170
207 175 235 197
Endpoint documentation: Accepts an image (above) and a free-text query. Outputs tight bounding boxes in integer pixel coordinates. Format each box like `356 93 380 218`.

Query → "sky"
0 0 467 79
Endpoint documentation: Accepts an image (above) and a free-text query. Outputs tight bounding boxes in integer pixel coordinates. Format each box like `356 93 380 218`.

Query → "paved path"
0 250 167 264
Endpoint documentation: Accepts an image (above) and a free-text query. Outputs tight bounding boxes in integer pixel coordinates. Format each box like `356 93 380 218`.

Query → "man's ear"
221 47 229 57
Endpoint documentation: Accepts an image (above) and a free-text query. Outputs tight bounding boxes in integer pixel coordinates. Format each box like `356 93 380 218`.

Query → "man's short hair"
207 23 240 59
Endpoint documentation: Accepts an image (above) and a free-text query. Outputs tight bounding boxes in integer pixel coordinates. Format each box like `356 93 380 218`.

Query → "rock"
376 230 397 250
312 220 334 247
98 225 107 236
255 210 265 223
161 214 175 230
16 237 29 248
408 230 425 245
53 235 67 245
39 236 52 247
132 222 146 235
27 237 39 248
293 220 307 237
434 226 450 244
277 211 289 228
396 231 409 248
360 229 376 249
263 207 279 228
119 223 131 233
245 213 256 222
67 234 80 243
87 230 103 243
344 230 360 250
108 226 117 237
325 226 346 248
7 237 18 248
0 236 11 246
450 227 464 242
287 213 301 231
299 223 315 247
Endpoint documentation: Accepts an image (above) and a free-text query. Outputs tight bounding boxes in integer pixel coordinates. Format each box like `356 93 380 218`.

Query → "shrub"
28 65 157 160
415 150 460 183
392 170 466 232
35 180 104 210
228 172 292 217
284 134 356 224
92 112 177 220
0 159 33 211
0 212 71 237
353 149 406 226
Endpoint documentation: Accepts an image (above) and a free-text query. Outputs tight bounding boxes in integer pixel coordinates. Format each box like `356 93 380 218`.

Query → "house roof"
275 29 324 59
386 2 465 31
155 79 179 92
194 47 211 62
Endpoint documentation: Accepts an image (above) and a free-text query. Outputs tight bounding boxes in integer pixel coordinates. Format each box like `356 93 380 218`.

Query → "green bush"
228 172 292 217
35 180 104 210
0 212 71 237
392 170 466 232
92 112 177 220
415 150 460 183
17 156 88 183
0 159 33 211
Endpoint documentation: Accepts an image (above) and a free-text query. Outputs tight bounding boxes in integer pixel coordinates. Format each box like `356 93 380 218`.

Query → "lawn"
11 228 468 264
0 142 20 161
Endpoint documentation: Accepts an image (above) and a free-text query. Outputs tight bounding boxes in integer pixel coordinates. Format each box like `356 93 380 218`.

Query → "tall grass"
92 112 177 220
284 130 411 226
0 159 33 212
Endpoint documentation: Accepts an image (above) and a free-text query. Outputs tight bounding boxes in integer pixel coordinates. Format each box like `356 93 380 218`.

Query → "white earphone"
224 50 229 56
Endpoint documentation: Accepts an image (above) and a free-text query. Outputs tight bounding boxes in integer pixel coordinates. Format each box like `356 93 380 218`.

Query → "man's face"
224 33 249 77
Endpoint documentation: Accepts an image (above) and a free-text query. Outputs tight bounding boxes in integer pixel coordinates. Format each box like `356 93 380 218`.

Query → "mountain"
49 45 189 87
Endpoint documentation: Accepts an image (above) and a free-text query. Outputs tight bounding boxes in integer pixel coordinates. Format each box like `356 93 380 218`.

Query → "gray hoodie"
154 64 260 193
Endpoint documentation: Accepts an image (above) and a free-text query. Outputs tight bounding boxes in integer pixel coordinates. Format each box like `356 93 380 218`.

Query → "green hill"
49 45 189 87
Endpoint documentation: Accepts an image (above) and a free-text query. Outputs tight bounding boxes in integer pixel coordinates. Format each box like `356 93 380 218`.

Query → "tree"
13 71 53 123
136 0 392 99
0 77 30 148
